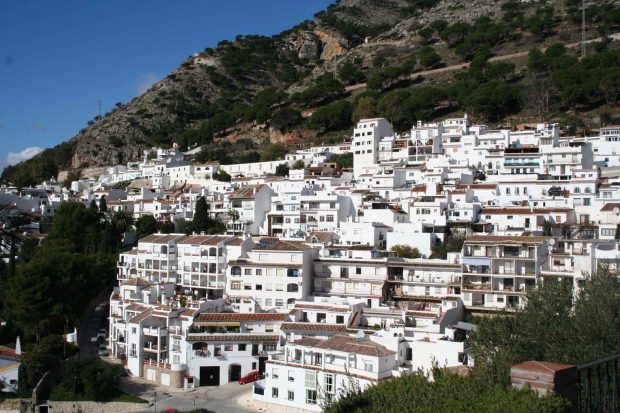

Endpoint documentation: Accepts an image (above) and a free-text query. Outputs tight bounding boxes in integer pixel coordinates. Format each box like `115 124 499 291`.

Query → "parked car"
98 345 109 357
238 370 262 385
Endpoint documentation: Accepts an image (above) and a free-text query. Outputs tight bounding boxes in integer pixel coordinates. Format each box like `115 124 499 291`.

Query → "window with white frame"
306 389 317 405
305 370 317 389
272 387 279 398
324 373 334 394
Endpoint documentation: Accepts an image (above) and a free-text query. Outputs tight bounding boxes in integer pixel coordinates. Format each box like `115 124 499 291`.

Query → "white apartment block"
256 334 397 412
226 240 318 311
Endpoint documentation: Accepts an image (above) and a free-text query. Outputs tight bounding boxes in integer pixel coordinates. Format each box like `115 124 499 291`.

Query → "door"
229 364 241 382
258 356 268 373
199 366 220 386
146 368 157 382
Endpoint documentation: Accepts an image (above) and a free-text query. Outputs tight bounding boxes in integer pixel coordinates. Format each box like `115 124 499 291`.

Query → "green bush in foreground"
323 368 569 413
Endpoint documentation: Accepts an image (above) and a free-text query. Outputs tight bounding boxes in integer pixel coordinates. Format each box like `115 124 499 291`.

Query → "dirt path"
345 32 620 92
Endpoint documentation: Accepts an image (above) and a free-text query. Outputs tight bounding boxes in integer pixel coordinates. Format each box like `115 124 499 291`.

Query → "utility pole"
581 0 586 57
98 99 102 119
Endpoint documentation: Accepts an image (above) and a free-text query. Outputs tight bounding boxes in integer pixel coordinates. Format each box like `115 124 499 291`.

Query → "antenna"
581 0 586 58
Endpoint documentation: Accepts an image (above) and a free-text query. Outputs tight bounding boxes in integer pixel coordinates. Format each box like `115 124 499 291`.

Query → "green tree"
88 199 98 212
292 160 306 169
391 245 422 259
323 366 568 413
193 196 210 233
352 96 377 122
275 163 289 177
213 170 231 182
80 361 123 401
470 271 620 386
309 101 352 132
328 153 353 169
98 196 108 213
261 143 288 162
18 335 72 395
270 107 302 131
135 215 158 240
228 209 240 234
159 221 176 234
111 211 133 235
18 237 40 263
48 202 101 252
543 220 553 236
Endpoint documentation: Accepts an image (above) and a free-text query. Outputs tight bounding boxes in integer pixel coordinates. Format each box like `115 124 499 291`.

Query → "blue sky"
0 0 332 170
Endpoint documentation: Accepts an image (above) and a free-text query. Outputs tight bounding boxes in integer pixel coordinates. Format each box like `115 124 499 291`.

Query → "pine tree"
193 196 210 233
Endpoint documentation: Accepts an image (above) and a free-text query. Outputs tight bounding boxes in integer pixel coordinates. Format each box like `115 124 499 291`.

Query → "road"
76 290 111 360
345 32 620 92
123 377 255 413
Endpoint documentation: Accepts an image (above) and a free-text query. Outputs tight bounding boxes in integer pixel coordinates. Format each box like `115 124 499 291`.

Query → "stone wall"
0 399 31 413
37 401 147 413
141 362 184 388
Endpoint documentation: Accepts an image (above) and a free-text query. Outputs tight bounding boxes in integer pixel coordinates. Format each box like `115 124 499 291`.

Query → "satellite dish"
614 207 620 216
549 238 556 246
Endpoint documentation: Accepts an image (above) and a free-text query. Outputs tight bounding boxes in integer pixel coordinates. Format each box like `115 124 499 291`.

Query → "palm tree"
111 211 133 235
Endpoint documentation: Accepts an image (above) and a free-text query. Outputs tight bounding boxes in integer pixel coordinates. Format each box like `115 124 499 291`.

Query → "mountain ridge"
3 0 620 186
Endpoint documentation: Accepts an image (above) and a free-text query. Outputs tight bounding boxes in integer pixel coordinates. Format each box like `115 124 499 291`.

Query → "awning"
462 257 492 266
193 321 241 327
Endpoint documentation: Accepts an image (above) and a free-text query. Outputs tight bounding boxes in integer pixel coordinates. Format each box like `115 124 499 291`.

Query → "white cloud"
6 146 44 166
135 72 160 95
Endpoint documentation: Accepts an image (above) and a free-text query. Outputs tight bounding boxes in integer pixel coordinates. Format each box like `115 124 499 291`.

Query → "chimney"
15 336 21 355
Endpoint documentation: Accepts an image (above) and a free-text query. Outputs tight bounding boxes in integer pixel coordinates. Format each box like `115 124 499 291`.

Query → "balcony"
143 326 167 336
144 342 167 352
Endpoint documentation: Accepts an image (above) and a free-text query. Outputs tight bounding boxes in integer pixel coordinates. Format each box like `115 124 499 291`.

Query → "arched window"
161 245 168 254
209 247 217 256
218 247 224 257
231 266 241 276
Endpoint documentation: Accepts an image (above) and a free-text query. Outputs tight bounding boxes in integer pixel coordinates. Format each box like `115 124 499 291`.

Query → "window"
238 344 246 351
306 390 317 405
255 269 262 276
224 345 233 351
288 371 295 382
244 284 252 290
230 281 241 290
305 371 317 389
272 387 279 398
326 215 334 222
255 284 262 290
324 373 334 394
275 299 284 307
356 267 362 275
272 368 279 379
288 390 295 401
265 299 273 307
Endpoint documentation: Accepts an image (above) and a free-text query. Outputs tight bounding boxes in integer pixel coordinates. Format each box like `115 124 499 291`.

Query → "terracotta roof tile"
280 323 347 332
292 335 395 357
194 313 289 322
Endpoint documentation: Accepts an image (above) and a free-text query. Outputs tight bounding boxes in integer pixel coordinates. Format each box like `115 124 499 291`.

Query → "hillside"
3 0 620 186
